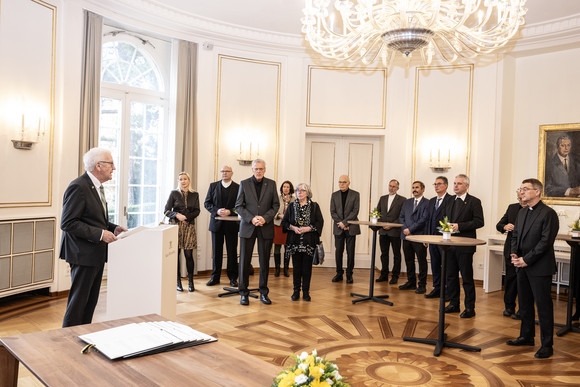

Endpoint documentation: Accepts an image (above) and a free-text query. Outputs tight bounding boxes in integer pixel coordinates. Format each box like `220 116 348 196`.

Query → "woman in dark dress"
282 183 323 301
164 172 200 292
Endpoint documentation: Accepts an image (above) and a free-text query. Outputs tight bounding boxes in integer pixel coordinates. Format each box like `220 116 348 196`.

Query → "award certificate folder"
78 321 217 360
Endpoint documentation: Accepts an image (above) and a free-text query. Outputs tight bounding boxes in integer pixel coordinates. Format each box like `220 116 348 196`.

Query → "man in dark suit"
444 174 484 318
425 176 451 299
496 188 528 318
398 181 430 293
330 175 361 283
544 134 580 197
507 178 558 359
60 147 126 327
204 165 240 287
235 159 280 305
376 179 406 284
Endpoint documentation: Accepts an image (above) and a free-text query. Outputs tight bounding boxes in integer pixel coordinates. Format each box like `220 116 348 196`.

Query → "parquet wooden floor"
1 267 579 386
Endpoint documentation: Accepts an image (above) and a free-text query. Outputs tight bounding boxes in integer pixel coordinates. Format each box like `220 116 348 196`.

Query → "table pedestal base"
218 287 259 298
350 292 392 306
403 334 481 357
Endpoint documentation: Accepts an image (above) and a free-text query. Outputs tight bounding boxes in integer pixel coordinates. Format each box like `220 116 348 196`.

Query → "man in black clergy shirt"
60 147 126 327
204 165 240 287
235 159 280 306
443 174 484 319
507 178 558 359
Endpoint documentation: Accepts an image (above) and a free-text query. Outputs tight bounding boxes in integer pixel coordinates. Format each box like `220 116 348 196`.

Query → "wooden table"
214 216 259 298
0 314 280 387
404 234 486 356
555 234 580 336
348 220 403 306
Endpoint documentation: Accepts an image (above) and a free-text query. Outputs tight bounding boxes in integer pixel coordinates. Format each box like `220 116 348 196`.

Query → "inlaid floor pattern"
2 267 579 386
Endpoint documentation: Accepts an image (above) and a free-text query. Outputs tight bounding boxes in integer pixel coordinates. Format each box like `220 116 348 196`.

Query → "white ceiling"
161 0 580 35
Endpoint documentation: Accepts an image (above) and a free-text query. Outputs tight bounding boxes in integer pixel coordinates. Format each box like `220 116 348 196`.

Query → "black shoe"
206 279 220 286
303 293 311 302
283 267 290 277
230 279 238 287
275 267 280 277
249 265 255 275
445 304 460 313
177 280 183 292
291 292 300 301
376 276 388 283
424 289 440 299
572 311 580 321
260 294 272 305
415 286 426 294
346 276 353 284
399 282 416 290
240 295 249 305
506 337 535 346
534 346 553 359
503 308 515 317
332 274 343 282
389 277 398 284
460 309 475 318
188 281 195 292
511 310 521 320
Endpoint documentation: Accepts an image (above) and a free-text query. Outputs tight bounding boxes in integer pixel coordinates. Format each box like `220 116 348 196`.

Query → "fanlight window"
101 41 162 91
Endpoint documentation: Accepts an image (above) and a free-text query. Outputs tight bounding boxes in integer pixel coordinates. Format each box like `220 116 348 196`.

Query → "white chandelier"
301 0 527 66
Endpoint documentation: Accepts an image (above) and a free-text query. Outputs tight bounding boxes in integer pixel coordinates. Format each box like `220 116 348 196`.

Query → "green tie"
98 185 107 215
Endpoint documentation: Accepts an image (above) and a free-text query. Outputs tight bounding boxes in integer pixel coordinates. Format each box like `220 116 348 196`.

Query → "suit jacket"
204 180 240 233
496 202 524 259
444 193 484 253
59 173 118 267
235 176 280 239
427 193 450 235
330 189 361 236
164 190 200 223
511 201 558 276
399 196 430 240
376 194 406 236
545 153 580 197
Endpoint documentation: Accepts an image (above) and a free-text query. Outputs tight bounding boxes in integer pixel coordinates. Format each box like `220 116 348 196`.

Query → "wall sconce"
12 114 46 150
237 139 260 165
429 147 451 172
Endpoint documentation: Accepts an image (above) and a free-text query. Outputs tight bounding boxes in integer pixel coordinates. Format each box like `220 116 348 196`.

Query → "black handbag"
312 242 325 265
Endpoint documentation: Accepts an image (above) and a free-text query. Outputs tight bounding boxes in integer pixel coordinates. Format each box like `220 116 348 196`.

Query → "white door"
305 135 380 270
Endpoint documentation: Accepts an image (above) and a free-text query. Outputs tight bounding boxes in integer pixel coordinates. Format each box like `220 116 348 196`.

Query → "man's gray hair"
252 158 266 168
456 174 470 186
83 147 112 172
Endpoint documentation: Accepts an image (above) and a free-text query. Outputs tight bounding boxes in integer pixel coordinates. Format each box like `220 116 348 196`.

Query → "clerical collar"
221 180 232 188
456 193 467 201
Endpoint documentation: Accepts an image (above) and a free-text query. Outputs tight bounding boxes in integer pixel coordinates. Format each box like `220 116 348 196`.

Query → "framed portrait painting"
538 123 580 205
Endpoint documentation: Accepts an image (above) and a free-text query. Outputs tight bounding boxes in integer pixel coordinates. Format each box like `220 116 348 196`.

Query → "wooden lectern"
106 225 178 320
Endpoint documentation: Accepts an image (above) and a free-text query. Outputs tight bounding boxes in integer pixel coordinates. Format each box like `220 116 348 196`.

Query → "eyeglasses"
296 189 307 193
433 182 445 186
99 161 114 166
220 170 232 173
338 181 348 184
253 168 265 171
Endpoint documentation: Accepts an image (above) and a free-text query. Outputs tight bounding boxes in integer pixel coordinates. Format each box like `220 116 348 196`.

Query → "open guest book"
78 321 217 360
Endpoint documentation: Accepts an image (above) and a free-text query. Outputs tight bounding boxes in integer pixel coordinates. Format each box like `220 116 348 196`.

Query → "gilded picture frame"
538 123 580 205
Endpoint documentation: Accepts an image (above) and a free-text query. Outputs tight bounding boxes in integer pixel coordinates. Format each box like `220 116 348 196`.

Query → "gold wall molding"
411 64 473 184
214 54 280 182
0 0 56 208
306 65 387 129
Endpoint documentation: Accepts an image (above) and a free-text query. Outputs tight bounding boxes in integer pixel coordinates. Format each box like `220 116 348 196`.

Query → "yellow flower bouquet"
272 350 349 387
369 208 381 218
437 216 455 239
571 218 580 238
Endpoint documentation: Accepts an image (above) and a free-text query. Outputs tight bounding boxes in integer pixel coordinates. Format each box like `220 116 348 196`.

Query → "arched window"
99 32 170 229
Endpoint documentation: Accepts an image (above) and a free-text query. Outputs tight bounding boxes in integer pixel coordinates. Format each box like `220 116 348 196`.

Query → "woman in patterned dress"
282 183 323 301
164 172 200 292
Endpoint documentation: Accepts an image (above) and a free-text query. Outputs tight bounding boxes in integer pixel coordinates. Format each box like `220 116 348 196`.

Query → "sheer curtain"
78 10 103 174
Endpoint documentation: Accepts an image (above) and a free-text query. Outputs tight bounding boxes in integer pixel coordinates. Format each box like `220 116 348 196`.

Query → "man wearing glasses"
60 147 127 327
204 165 240 287
236 159 280 305
425 176 451 299
330 175 361 283
507 179 558 359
